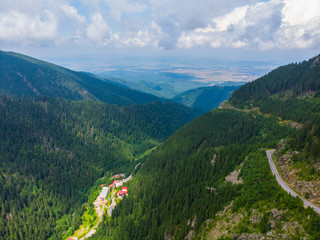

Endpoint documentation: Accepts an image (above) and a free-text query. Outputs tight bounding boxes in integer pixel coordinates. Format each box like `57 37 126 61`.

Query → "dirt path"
79 196 106 239
79 163 141 239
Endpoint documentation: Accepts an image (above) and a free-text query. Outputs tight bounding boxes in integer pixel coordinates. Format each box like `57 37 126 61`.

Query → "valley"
1 0 320 239
1 51 320 239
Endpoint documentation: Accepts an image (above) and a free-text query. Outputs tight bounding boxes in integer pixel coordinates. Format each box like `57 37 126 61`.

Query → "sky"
0 0 320 70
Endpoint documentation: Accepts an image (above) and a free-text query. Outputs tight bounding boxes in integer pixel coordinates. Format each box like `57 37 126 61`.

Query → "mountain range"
0 50 164 106
172 85 239 112
1 50 320 239
90 54 320 240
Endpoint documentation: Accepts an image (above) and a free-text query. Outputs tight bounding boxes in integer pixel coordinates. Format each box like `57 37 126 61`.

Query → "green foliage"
230 54 320 106
0 50 166 106
233 150 304 212
229 53 320 184
89 109 295 240
0 95 196 239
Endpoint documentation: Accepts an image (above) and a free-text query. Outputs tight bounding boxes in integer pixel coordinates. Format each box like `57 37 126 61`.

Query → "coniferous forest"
89 54 320 239
0 95 198 239
1 51 320 239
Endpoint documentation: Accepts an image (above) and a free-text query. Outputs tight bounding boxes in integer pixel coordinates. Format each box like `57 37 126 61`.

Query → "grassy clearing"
66 205 98 239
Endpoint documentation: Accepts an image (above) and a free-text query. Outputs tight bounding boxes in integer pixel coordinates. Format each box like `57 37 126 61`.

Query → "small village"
67 172 132 240
98 173 130 215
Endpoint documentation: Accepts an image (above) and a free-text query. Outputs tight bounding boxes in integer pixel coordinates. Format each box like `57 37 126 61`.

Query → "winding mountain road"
266 150 320 214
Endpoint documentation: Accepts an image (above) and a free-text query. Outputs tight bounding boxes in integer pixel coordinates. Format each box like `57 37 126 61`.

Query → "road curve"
266 149 320 215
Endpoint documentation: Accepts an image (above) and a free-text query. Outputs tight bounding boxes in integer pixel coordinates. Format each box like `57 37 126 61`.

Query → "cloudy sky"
0 0 320 66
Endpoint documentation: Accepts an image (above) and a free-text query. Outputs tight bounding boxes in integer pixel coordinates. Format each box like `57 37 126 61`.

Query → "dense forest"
89 54 320 239
0 95 198 239
90 109 320 239
230 54 320 106
230 54 320 180
0 50 164 105
2 50 320 239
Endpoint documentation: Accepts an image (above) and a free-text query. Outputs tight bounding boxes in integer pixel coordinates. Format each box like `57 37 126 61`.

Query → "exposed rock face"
234 234 264 240
275 150 320 206
270 209 283 221
185 215 197 240
250 209 262 224
164 231 172 240
225 168 243 184
185 230 195 240
211 154 217 166
204 204 308 240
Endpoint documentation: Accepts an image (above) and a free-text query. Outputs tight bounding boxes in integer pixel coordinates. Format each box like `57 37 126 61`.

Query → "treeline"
0 50 163 106
0 95 196 239
229 53 320 182
90 109 304 239
230 54 320 106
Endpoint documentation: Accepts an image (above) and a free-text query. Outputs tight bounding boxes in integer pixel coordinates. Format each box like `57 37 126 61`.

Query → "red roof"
108 183 114 188
122 186 128 190
118 190 125 196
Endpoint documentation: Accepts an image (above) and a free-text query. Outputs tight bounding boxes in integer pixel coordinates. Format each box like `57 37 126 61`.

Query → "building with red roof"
117 190 125 197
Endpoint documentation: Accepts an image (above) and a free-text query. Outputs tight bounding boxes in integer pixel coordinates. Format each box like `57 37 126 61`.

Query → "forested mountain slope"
90 54 320 240
92 109 319 240
172 85 239 112
0 96 198 240
230 54 320 106
229 54 320 212
0 51 163 105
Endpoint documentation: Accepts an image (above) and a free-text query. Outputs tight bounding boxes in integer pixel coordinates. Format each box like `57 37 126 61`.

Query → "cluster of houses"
99 177 129 204
112 173 125 179
109 180 123 188
117 186 128 197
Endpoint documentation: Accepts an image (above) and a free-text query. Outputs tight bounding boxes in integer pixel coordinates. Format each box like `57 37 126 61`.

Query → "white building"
99 187 110 200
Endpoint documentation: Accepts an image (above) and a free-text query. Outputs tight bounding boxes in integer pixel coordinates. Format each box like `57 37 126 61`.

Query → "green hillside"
172 85 239 112
2 50 320 239
89 55 320 239
0 50 163 105
229 54 320 211
0 95 198 240
230 54 320 106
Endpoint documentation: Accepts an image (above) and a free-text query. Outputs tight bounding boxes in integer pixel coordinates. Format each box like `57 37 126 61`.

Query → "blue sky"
0 0 319 68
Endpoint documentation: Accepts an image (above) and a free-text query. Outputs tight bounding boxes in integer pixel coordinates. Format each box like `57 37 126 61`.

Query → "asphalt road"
266 149 320 215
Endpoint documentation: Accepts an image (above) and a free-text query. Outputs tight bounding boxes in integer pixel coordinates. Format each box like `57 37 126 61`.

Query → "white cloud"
276 0 320 49
60 4 86 24
178 0 320 50
120 21 161 48
104 0 148 21
86 13 111 44
0 0 319 52
282 0 320 26
0 10 58 43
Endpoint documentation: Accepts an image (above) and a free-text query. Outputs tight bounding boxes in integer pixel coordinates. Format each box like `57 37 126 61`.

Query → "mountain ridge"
0 50 165 106
172 85 240 112
89 53 320 240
